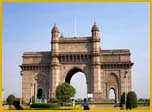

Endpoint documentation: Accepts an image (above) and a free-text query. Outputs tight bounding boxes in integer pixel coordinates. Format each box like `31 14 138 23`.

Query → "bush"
56 83 76 104
13 100 23 110
7 94 15 105
126 91 138 109
30 103 58 108
50 98 58 103
120 92 126 107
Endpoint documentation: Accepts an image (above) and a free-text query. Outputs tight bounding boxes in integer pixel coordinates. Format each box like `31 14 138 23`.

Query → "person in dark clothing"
82 98 90 110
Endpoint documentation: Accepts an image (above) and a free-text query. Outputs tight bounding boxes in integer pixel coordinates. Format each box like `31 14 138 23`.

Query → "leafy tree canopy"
55 83 76 102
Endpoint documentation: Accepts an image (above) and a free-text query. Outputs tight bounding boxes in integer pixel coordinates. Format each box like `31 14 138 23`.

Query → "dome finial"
51 23 59 33
91 22 99 31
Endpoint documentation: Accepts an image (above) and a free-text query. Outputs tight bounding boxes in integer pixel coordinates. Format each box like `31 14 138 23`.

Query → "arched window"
37 88 43 99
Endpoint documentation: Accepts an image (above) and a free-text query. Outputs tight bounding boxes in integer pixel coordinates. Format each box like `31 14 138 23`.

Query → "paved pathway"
88 105 150 110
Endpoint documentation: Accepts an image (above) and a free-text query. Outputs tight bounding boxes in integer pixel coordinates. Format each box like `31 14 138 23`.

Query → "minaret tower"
50 24 60 98
51 24 59 57
92 22 100 53
91 22 102 100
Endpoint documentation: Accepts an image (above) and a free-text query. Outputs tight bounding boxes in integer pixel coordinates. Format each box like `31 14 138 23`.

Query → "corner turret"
91 22 100 38
51 24 59 42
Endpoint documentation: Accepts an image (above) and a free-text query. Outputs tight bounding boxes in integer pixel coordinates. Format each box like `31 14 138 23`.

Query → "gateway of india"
20 23 133 103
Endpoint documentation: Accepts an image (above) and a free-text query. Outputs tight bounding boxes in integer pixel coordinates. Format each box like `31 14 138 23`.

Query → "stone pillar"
50 64 60 98
50 24 60 99
91 22 102 100
92 64 102 100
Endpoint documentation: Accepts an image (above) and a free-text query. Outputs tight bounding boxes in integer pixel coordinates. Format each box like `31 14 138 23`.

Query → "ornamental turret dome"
91 22 99 31
51 24 59 33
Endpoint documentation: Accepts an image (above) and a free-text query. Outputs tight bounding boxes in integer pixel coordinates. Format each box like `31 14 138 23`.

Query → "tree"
7 94 15 105
56 83 76 104
120 92 126 107
126 91 138 109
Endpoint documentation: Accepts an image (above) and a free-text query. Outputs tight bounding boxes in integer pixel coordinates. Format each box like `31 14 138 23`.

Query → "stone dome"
91 22 99 31
51 24 59 33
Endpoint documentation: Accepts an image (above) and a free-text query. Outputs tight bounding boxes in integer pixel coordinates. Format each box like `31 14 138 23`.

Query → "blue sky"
2 2 150 99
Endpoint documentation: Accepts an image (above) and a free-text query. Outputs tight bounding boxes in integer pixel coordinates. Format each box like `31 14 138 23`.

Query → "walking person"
82 98 90 110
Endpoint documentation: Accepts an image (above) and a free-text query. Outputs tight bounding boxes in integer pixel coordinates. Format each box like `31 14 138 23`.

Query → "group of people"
72 98 90 110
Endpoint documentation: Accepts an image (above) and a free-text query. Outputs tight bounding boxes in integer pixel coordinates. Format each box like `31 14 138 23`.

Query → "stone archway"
65 67 88 99
65 67 85 83
106 73 119 103
37 73 49 99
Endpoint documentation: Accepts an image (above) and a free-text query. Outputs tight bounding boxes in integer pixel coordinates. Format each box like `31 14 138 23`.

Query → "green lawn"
22 103 80 110
21 102 147 110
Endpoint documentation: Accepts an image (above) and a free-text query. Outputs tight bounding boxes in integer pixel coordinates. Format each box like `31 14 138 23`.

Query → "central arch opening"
65 68 87 100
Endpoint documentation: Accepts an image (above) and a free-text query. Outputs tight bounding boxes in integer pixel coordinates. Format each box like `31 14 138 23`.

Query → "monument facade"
20 23 133 103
